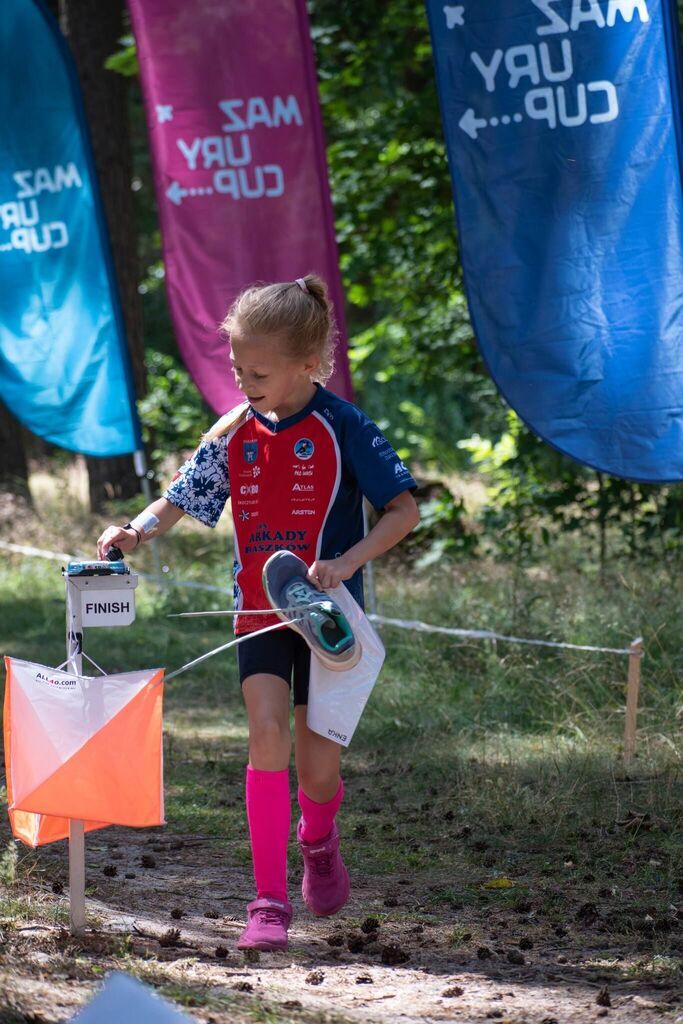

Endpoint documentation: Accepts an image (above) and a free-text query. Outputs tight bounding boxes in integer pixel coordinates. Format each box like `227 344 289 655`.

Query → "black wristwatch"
123 522 142 547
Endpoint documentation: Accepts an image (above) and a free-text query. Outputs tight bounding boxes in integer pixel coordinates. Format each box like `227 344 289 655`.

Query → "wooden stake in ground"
623 636 644 765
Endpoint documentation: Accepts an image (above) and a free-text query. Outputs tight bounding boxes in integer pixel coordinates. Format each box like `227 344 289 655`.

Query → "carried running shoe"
262 551 361 671
297 820 350 917
237 896 293 951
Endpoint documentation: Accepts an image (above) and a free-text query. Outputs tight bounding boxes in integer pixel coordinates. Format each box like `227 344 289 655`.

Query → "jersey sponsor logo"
243 440 258 463
240 484 259 495
292 483 314 492
252 465 261 477
371 434 386 448
294 437 315 460
244 526 311 554
394 460 409 476
292 508 316 515
248 528 308 542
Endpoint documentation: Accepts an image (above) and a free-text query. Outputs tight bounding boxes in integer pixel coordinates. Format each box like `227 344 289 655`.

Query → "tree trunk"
0 402 31 500
59 0 146 512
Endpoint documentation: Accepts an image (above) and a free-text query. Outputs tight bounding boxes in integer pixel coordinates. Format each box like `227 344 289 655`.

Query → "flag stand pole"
65 575 86 935
623 636 644 765
134 450 163 583
362 501 378 617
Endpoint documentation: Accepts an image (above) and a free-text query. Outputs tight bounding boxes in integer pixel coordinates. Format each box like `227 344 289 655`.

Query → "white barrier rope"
0 540 73 562
0 540 641 659
369 614 641 658
0 541 232 595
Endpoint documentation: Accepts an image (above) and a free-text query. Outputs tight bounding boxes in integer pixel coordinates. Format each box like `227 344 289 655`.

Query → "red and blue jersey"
163 385 416 634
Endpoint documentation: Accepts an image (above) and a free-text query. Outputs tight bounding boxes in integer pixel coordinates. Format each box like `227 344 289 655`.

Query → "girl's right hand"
96 525 138 560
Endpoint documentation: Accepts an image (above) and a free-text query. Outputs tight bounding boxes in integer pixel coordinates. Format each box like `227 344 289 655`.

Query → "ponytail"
202 401 250 442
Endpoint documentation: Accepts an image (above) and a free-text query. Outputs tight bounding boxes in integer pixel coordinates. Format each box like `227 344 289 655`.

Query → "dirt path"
1 825 680 1024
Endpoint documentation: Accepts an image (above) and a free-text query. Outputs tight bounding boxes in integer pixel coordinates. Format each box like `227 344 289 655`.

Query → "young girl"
96 275 419 951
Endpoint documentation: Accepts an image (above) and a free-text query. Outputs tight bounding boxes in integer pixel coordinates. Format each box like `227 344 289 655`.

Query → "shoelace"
308 851 333 877
255 908 287 926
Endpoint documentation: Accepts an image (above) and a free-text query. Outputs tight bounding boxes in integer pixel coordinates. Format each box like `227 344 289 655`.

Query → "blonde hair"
203 274 337 442
202 401 250 442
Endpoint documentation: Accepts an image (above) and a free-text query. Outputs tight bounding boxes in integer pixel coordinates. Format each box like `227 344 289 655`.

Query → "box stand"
64 566 138 934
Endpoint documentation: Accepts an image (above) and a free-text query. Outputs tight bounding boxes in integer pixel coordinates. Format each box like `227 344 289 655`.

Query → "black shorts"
237 626 311 706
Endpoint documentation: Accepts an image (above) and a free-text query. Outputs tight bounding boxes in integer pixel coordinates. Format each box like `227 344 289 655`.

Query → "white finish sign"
68 573 138 628
81 589 135 626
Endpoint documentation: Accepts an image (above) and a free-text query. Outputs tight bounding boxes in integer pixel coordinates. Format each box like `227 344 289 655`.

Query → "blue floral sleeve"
162 435 230 527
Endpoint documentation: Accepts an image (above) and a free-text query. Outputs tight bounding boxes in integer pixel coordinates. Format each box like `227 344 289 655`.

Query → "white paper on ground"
72 971 195 1022
306 584 385 747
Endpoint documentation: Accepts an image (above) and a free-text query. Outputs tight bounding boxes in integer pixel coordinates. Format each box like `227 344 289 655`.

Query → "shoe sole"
262 552 362 671
237 940 288 951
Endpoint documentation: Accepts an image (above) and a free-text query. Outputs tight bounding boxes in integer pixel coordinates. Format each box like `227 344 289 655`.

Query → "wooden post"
623 637 644 765
68 819 86 934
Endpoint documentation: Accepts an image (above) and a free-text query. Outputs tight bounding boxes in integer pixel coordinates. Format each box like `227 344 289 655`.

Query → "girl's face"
229 331 319 418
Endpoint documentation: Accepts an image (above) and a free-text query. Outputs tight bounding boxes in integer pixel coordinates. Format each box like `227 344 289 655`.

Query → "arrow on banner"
459 108 523 139
458 108 488 139
166 181 215 206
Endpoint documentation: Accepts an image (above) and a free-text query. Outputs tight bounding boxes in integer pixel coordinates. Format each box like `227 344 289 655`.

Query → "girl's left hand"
307 554 357 590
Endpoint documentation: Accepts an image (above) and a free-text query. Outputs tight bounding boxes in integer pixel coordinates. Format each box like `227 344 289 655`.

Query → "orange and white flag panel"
4 657 165 847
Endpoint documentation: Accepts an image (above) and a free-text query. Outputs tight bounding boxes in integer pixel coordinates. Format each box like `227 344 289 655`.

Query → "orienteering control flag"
4 657 164 847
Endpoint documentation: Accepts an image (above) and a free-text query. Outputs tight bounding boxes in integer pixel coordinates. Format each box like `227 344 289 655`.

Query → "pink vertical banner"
127 0 353 412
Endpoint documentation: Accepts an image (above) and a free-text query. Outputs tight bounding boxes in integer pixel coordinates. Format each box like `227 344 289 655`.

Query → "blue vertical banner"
427 0 683 482
0 0 141 457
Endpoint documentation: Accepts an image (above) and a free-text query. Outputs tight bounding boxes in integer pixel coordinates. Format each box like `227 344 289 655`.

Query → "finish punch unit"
64 546 138 630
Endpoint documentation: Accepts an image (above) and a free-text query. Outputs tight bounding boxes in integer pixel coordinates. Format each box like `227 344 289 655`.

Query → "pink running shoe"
297 820 350 917
237 897 293 951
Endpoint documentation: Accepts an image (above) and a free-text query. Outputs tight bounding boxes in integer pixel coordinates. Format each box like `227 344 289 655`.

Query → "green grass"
1 497 683 1018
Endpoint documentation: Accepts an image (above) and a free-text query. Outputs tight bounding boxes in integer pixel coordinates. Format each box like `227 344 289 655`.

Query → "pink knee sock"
297 779 344 844
245 765 291 902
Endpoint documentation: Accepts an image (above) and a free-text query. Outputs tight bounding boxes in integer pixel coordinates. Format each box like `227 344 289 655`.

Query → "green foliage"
104 35 139 77
138 351 210 463
311 0 502 467
410 490 478 567
458 412 683 563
